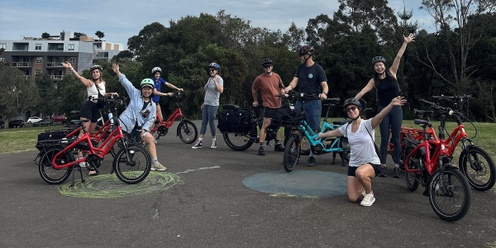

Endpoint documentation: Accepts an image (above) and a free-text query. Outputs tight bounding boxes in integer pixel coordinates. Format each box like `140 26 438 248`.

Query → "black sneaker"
378 166 387 177
192 141 203 149
307 156 316 167
258 146 265 156
274 143 285 152
393 167 401 178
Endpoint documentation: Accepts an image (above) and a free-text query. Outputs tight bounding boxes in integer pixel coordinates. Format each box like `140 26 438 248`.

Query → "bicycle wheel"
114 145 151 184
177 119 198 144
38 147 74 184
223 132 254 151
405 172 420 192
459 146 496 191
428 167 471 222
283 135 301 172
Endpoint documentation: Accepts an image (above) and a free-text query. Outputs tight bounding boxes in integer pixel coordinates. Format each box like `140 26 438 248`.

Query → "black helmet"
372 56 387 65
298 45 314 56
90 65 103 71
151 67 162 74
261 57 273 66
343 98 361 109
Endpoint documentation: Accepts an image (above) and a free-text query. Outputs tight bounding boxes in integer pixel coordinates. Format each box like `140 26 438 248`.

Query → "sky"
0 0 435 48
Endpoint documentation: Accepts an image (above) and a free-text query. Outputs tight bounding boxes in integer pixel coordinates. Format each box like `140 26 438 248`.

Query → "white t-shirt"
338 119 380 167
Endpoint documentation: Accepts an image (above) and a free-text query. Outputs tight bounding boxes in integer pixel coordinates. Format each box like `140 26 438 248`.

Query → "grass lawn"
0 124 67 154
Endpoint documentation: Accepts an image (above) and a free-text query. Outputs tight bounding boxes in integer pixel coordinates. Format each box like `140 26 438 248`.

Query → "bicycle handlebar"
432 94 473 102
419 98 463 118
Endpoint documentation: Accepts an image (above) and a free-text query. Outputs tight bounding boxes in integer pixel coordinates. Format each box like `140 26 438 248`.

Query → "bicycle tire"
38 147 74 184
223 132 254 151
459 146 496 191
114 145 151 184
283 135 301 172
428 167 471 222
177 119 198 144
405 171 420 192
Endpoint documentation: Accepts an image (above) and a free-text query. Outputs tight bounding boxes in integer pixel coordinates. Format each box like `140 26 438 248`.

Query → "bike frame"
153 102 184 130
295 119 347 153
51 123 125 169
403 120 449 176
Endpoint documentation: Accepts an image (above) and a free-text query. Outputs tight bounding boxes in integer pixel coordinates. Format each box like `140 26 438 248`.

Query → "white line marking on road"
175 165 221 174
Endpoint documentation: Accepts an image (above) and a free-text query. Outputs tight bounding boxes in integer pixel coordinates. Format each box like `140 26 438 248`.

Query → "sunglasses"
208 69 216 72
263 64 272 68
346 106 358 112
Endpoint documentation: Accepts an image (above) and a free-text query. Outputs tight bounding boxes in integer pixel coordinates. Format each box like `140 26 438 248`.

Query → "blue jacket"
118 74 156 133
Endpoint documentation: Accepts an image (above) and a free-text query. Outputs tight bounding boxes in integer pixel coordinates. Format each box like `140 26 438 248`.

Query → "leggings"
378 105 403 164
200 104 219 136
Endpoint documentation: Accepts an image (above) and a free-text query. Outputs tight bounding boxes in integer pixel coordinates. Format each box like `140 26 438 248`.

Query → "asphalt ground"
1 121 495 248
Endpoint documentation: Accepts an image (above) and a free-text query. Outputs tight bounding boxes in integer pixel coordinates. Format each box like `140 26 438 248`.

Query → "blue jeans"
295 99 322 132
200 104 219 136
378 105 403 164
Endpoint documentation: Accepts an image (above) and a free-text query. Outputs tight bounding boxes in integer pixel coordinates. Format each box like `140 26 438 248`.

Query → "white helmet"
151 67 162 74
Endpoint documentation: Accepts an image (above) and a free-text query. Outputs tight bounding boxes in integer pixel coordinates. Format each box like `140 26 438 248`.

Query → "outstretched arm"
165 82 183 91
390 33 415 77
370 96 407 128
62 61 92 88
355 78 375 100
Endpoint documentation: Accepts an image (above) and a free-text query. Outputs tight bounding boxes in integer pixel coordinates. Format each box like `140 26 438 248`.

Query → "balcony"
46 62 64 68
51 75 64 80
11 62 31 67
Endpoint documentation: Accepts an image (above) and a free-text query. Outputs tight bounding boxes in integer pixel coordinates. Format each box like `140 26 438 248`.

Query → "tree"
41 32 50 39
419 0 496 95
127 22 167 60
0 64 40 127
95 31 105 40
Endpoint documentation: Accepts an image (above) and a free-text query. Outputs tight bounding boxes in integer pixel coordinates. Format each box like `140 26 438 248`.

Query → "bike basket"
217 109 252 133
272 108 305 127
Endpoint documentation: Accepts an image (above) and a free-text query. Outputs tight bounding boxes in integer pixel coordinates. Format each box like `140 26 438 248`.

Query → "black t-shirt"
294 62 327 95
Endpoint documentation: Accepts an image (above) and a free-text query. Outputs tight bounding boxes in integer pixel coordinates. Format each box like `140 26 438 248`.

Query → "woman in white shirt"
318 96 406 207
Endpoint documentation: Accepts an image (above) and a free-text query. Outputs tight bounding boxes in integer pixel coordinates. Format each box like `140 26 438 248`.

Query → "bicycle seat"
414 119 432 127
222 104 240 111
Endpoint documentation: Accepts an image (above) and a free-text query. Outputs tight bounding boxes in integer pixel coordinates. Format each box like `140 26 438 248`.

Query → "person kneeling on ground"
317 96 406 206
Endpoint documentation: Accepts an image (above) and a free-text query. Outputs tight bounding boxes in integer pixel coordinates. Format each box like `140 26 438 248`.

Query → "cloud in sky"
0 0 434 47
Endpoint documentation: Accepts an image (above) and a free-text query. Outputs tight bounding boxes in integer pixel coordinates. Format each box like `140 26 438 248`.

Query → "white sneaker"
151 162 167 171
79 162 87 168
360 192 376 207
192 141 203 149
210 141 217 149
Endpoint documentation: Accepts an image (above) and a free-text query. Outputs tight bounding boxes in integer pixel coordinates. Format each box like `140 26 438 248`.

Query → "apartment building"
0 31 124 80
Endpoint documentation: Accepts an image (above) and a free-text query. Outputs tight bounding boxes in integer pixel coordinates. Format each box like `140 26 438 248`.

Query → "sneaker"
361 187 366 197
378 166 387 177
393 167 401 178
307 156 316 167
151 162 167 171
274 143 285 152
258 146 265 156
192 141 202 149
210 141 218 149
360 192 376 207
79 162 87 168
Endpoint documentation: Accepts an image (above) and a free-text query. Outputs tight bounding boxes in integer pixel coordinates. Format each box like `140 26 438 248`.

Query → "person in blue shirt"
112 63 167 172
150 67 184 134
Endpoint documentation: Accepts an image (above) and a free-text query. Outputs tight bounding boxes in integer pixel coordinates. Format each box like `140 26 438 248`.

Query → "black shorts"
79 100 100 123
347 163 382 177
264 107 280 119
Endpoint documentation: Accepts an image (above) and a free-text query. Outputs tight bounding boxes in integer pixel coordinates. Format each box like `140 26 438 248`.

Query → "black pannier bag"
35 130 68 151
271 105 305 127
217 105 252 133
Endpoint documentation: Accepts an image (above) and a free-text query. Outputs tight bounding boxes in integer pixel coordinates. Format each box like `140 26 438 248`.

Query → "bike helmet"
208 62 220 71
261 57 273 66
343 98 361 109
90 65 103 71
298 45 315 56
151 67 162 74
140 78 154 90
371 56 387 65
